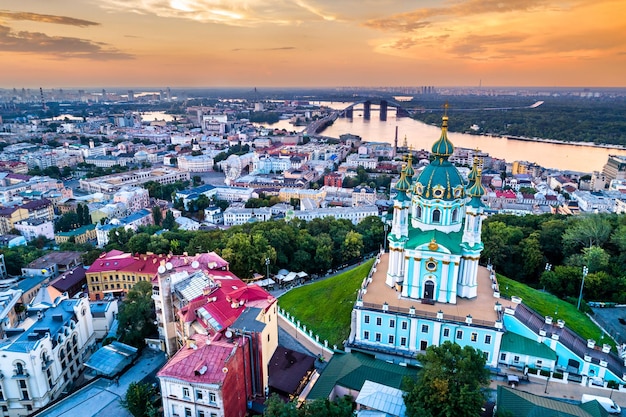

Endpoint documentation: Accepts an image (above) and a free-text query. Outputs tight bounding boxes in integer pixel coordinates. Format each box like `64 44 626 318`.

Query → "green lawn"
498 275 616 350
278 259 374 348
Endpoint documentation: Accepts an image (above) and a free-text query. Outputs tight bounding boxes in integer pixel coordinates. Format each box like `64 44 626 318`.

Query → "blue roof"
16 275 49 293
182 184 215 196
121 208 151 223
1 299 82 353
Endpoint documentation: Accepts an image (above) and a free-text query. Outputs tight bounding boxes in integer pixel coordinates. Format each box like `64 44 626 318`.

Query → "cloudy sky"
1 0 624 88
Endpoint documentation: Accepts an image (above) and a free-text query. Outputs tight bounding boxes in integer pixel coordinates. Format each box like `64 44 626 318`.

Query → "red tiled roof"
495 190 517 198
89 250 230 277
157 334 239 384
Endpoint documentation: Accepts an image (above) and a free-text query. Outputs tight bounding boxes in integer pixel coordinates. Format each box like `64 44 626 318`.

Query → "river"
322 111 626 173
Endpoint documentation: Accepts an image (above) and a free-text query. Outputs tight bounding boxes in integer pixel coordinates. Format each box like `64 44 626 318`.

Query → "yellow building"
55 224 97 245
0 207 28 234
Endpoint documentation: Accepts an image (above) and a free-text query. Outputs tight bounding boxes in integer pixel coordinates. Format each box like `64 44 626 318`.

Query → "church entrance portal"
424 280 435 300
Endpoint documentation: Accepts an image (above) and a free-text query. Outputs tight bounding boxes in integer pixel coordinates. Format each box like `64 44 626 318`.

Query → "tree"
127 233 152 254
120 381 159 417
341 230 364 262
152 206 163 226
263 393 353 417
403 341 489 417
162 210 176 230
562 215 612 253
116 281 157 347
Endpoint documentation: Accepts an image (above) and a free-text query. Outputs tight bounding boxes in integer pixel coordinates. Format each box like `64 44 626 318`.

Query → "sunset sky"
1 0 625 88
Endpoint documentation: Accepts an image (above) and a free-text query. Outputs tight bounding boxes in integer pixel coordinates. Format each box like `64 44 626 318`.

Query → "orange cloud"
0 10 99 27
0 23 132 59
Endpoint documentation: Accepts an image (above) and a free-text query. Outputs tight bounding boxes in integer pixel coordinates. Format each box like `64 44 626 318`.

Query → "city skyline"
1 0 625 88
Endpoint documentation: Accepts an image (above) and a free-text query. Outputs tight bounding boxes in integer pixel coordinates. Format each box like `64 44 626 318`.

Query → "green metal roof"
500 332 557 360
307 352 417 400
56 223 95 237
405 228 463 253
497 386 608 417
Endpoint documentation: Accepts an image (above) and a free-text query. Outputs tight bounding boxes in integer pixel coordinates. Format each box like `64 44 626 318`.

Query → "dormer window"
432 185 445 199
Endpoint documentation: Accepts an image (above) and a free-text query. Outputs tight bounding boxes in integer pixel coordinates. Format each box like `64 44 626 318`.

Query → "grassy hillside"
278 259 374 348
498 275 615 349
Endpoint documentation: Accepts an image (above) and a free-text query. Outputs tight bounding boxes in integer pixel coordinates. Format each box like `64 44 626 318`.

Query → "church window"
364 315 370 324
454 187 463 198
401 321 408 330
400 337 407 346
421 324 429 333
471 332 478 342
433 187 444 198
388 335 394 344
452 208 459 222
443 328 450 338
416 206 422 218
456 330 463 340
485 335 492 344
426 260 437 271
376 317 382 326
363 331 369 340
375 333 381 342
432 209 441 223
389 319 395 328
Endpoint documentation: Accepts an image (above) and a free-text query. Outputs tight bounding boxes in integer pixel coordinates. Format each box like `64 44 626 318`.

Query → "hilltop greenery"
481 213 626 305
278 259 374 347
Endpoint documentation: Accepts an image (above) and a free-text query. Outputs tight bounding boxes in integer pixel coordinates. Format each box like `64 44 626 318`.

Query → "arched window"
416 206 422 219
15 362 25 376
452 208 459 222
432 209 441 223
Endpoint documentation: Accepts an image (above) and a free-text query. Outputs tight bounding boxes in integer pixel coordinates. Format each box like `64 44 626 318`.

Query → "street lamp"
265 257 270 281
543 263 552 292
577 266 589 310
383 223 389 252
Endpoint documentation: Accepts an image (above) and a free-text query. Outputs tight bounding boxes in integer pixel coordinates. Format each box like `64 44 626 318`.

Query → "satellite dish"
165 262 173 270
157 265 166 274
225 330 233 339
191 260 200 269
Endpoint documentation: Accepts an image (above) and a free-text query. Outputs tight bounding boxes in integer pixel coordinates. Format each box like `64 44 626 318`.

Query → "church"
347 114 626 386
385 112 486 302
347 113 506 368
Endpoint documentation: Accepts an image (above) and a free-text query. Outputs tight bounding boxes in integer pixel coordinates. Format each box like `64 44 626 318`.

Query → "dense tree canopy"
483 213 626 303
116 281 157 347
120 381 160 417
403 341 489 417
100 216 383 278
264 393 353 417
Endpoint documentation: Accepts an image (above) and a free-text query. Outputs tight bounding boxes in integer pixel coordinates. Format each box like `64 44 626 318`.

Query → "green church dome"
414 114 465 201
414 159 465 200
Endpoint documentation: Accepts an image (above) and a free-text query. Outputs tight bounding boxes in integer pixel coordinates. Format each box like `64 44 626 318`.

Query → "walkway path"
490 367 626 407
